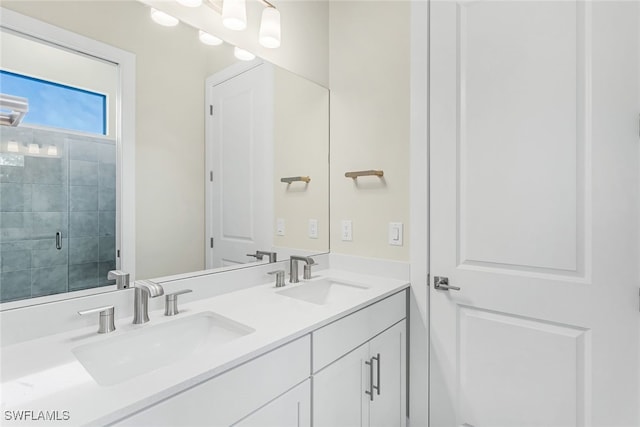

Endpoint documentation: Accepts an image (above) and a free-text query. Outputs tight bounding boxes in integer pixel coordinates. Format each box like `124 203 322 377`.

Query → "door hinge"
210 105 213 116
210 171 213 182
210 238 214 248
117 249 120 258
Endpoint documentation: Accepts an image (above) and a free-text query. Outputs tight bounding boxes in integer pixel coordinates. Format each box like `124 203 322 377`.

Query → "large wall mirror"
0 0 329 308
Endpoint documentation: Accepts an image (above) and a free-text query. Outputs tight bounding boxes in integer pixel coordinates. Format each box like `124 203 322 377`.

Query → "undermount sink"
72 311 254 386
277 278 370 305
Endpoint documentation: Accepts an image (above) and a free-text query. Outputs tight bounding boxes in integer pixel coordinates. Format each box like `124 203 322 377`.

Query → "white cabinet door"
313 321 407 427
430 1 639 426
234 380 311 427
314 343 370 427
369 321 406 427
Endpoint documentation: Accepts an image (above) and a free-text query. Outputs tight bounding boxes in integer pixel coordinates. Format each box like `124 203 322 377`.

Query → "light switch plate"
341 220 353 241
389 222 403 246
276 218 285 236
308 219 318 239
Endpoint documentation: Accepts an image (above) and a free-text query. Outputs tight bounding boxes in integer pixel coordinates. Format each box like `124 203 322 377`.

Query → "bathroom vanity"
0 269 408 427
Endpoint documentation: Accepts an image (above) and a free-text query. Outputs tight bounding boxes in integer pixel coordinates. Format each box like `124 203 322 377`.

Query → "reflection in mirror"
0 0 329 308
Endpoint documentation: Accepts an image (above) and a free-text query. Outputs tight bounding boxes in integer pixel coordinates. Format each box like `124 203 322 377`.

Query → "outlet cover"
308 219 318 239
276 218 285 236
341 220 353 241
389 222 403 246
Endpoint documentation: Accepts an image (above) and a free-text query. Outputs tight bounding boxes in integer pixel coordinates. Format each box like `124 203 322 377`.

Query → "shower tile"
25 157 65 185
98 237 116 262
98 163 116 189
0 126 33 146
69 138 98 162
0 183 32 212
0 212 32 241
0 270 31 302
32 184 67 212
31 265 67 297
97 142 116 164
70 160 98 186
0 165 25 183
1 240 32 252
69 237 99 264
69 262 99 291
31 212 67 240
0 250 31 273
98 186 116 211
70 185 98 211
98 261 117 286
69 212 98 237
98 211 116 237
32 238 68 268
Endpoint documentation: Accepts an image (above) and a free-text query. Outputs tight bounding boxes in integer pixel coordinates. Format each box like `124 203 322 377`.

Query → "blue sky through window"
0 70 106 135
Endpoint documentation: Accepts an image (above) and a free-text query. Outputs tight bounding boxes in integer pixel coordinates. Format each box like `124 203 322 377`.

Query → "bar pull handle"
372 353 381 395
365 357 375 401
55 231 62 250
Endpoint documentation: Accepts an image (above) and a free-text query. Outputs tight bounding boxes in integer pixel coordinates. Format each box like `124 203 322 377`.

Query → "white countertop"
0 269 408 426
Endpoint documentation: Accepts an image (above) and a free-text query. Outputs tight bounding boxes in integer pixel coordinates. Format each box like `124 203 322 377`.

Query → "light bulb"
150 8 179 27
176 0 202 7
259 7 281 49
222 0 247 31
7 140 19 153
28 143 40 154
234 47 255 61
47 145 58 156
199 30 223 46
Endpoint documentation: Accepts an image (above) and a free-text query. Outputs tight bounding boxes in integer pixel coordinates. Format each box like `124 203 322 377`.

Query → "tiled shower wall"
0 126 116 303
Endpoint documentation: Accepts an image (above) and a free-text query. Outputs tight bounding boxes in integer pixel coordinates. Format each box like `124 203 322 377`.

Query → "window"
0 70 107 135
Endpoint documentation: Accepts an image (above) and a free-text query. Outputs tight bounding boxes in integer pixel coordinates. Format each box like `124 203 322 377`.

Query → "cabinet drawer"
312 290 406 372
114 335 310 426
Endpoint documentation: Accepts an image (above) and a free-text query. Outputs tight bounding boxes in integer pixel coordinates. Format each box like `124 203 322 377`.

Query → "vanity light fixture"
28 143 40 154
199 30 223 46
150 8 179 27
176 0 203 7
222 0 247 31
7 140 19 153
259 5 281 48
234 46 255 61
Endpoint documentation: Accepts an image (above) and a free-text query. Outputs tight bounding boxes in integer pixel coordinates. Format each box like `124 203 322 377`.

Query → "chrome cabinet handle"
434 276 460 291
55 231 62 250
78 305 116 334
365 357 374 401
372 353 381 395
164 289 193 316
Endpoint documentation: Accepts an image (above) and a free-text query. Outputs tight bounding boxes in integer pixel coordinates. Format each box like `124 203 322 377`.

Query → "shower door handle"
56 232 62 250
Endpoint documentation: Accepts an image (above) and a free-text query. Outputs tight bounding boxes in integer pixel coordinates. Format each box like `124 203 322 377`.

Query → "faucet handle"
303 263 315 280
107 270 130 289
268 270 286 287
78 305 116 334
164 289 193 316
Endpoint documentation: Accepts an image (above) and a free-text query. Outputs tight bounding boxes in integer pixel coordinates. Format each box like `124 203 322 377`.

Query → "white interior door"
206 64 274 268
429 1 639 426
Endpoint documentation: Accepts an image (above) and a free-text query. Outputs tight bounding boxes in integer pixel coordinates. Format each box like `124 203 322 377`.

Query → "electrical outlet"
308 219 318 239
276 218 285 236
341 220 353 241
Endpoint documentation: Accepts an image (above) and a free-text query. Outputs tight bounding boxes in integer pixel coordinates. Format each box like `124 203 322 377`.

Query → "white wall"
273 67 329 252
329 1 410 261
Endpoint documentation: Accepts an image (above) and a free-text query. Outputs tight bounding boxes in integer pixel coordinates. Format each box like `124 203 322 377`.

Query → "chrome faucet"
289 256 316 283
108 270 130 289
246 250 278 263
133 280 164 324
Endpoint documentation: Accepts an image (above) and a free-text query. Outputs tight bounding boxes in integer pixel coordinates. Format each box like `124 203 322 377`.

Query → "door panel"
234 380 311 427
430 1 639 426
